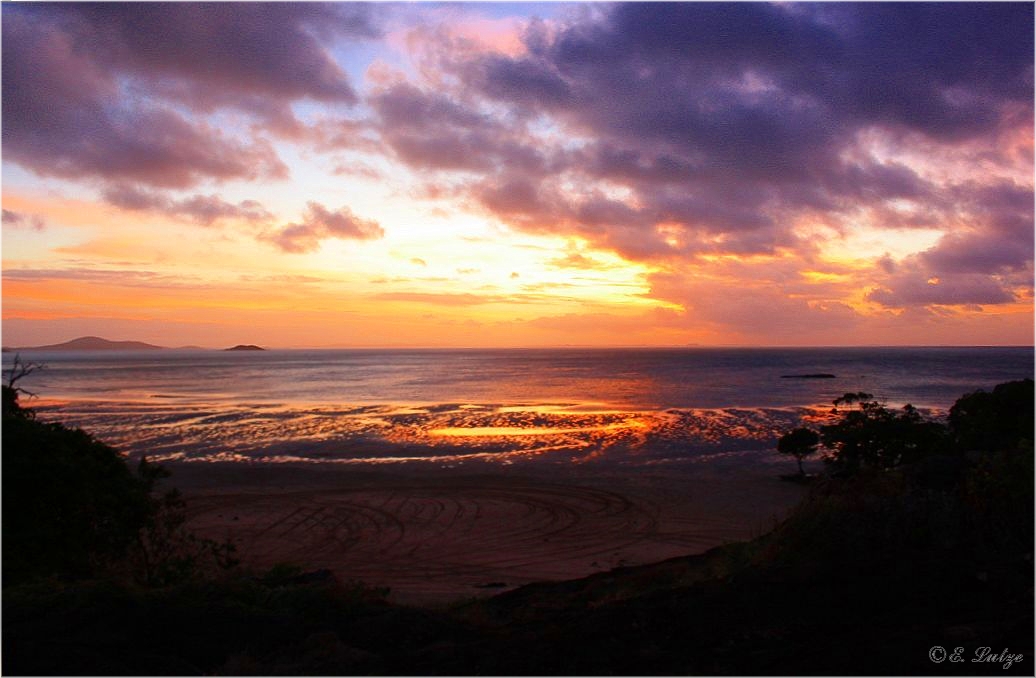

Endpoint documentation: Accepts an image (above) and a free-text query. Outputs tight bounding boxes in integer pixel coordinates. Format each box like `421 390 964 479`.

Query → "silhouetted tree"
777 427 820 476
819 393 949 474
949 378 1034 453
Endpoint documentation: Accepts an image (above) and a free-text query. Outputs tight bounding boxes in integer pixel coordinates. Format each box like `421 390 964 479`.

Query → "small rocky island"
224 344 265 351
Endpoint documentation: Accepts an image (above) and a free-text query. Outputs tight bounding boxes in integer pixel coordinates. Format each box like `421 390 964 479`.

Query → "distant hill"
16 336 167 351
224 344 265 351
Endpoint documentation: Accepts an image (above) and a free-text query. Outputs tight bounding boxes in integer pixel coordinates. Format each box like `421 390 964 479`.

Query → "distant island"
14 336 166 351
8 337 268 352
780 373 837 379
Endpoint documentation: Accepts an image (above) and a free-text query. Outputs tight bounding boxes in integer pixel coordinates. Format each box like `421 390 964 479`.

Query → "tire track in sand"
185 478 744 600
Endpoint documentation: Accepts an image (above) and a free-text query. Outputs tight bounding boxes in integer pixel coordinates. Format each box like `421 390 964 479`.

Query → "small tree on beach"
777 427 820 476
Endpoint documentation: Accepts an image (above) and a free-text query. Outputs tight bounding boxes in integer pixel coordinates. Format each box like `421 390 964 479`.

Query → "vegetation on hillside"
2 364 236 588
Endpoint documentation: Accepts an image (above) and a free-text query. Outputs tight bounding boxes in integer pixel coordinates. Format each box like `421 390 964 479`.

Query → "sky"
2 2 1033 348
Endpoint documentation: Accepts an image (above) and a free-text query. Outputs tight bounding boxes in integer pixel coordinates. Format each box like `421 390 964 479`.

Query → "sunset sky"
2 2 1033 348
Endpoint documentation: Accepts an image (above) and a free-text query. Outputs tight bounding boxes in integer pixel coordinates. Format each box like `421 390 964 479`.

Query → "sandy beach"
171 455 805 605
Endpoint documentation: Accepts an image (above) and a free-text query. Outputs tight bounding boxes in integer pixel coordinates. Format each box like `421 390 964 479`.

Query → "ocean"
4 346 1032 467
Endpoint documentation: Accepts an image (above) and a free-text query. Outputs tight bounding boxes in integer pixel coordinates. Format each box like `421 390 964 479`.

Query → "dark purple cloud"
529 3 1032 146
867 273 1016 308
265 202 384 253
377 2 1032 317
865 178 1033 312
917 180 1035 276
371 83 547 174
921 232 1031 277
102 184 273 226
364 4 1027 281
545 11 1012 186
1 3 378 187
63 3 373 104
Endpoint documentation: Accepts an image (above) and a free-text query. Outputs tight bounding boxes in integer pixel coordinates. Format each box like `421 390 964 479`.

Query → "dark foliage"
1 573 408 676
3 385 154 585
776 427 820 475
2 385 236 587
949 378 1034 453
819 394 951 474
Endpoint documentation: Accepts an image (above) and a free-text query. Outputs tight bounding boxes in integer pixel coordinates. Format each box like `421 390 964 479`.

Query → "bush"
3 386 154 584
2 385 236 587
950 378 1034 453
819 394 950 474
771 379 1034 570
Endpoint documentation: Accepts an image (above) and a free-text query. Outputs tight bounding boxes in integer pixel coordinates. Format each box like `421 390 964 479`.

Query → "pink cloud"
264 202 384 254
1 4 378 188
102 184 273 226
2 209 46 231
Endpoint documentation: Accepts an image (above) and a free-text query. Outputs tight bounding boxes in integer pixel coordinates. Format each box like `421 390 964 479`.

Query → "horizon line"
4 337 1034 352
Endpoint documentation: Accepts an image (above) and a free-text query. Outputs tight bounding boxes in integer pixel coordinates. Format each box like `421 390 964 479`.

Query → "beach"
9 346 1031 603
170 456 805 605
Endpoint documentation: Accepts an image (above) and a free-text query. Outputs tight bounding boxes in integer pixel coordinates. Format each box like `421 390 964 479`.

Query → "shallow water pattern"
12 346 1029 466
31 398 834 466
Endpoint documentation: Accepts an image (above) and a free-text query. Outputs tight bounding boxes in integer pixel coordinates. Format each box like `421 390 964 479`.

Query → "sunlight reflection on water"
32 397 842 467
13 346 1030 467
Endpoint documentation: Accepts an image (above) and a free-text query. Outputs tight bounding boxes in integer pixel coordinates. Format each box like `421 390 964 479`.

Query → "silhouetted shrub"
3 386 154 585
2 385 236 587
819 394 950 474
773 380 1034 570
950 378 1034 453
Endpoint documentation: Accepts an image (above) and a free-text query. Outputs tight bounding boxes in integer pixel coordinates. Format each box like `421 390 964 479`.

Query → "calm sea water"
4 347 1031 466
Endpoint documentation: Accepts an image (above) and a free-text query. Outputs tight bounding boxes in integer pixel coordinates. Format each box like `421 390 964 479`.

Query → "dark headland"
224 344 266 351
14 336 165 351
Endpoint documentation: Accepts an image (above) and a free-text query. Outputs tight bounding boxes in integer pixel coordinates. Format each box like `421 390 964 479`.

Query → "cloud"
374 3 1032 333
1 3 380 187
372 292 506 306
3 267 191 288
862 178 1034 311
374 4 1029 274
2 209 46 231
867 274 1016 308
917 180 1035 275
102 184 272 226
646 267 864 343
547 253 611 270
371 82 547 174
2 3 1031 345
264 202 384 253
